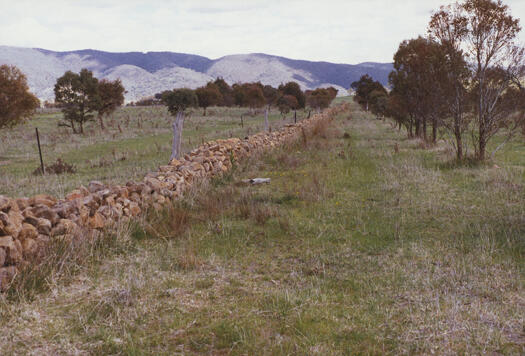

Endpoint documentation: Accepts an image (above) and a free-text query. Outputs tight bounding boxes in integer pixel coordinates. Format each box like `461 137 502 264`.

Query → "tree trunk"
79 121 84 134
423 117 428 142
455 129 463 160
478 136 487 161
98 114 105 130
432 118 437 144
171 111 184 160
203 108 206 116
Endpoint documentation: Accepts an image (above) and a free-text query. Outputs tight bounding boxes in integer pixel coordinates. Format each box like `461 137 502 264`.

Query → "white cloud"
0 0 524 63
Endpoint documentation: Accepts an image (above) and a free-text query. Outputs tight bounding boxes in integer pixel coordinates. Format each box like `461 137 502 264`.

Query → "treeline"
1 64 338 134
132 79 338 116
359 0 525 161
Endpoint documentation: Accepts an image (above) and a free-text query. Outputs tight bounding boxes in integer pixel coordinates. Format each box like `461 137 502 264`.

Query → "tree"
368 89 389 119
263 85 280 107
277 95 299 116
390 37 449 142
162 88 198 160
0 65 39 129
54 69 100 134
232 83 247 107
278 82 306 109
243 83 266 111
428 3 472 159
214 78 234 106
306 88 337 111
97 79 125 130
462 0 524 160
195 82 222 116
351 75 385 112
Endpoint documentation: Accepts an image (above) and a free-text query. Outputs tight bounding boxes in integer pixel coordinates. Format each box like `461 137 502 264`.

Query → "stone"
31 204 60 225
36 218 52 235
117 187 129 199
152 192 166 205
88 212 106 230
22 238 38 257
30 194 57 207
66 190 84 201
129 202 141 216
0 236 22 264
53 202 77 219
145 177 162 191
50 219 78 236
78 205 90 225
4 210 23 238
0 196 10 211
0 247 5 266
88 180 105 193
97 205 116 219
169 158 183 167
15 198 30 211
18 223 38 241
81 195 99 215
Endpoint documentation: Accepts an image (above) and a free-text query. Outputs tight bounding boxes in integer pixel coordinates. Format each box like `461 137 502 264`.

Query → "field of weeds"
0 100 523 354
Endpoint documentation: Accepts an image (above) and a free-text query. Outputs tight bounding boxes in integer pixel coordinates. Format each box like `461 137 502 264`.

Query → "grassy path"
0 104 523 354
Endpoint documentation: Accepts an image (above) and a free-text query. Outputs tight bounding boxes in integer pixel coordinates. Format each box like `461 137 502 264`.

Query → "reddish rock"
145 177 163 191
0 247 5 266
36 218 52 235
31 204 60 225
3 210 23 238
129 202 141 216
66 190 84 201
18 223 38 241
0 196 10 211
22 238 38 257
30 194 57 207
15 198 30 211
88 181 105 193
0 236 22 264
88 212 106 230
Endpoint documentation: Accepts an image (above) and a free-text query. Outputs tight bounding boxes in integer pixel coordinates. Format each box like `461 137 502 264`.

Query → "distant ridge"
0 46 393 102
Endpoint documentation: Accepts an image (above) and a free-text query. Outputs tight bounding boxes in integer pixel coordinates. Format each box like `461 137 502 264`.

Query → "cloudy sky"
1 0 525 64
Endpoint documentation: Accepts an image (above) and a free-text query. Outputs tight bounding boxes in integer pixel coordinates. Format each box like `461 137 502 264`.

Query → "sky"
1 0 525 64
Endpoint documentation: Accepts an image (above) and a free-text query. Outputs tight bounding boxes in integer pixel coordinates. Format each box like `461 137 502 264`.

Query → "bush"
33 158 77 175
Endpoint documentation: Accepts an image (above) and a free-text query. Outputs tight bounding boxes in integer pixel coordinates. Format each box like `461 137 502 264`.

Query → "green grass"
0 101 523 354
0 105 300 198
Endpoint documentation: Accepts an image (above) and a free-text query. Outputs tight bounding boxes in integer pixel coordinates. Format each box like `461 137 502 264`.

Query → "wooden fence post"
170 111 184 160
35 128 45 175
264 106 269 132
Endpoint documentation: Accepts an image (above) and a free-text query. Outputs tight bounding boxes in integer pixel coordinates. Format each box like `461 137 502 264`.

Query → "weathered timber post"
170 111 184 160
35 128 45 175
264 105 269 132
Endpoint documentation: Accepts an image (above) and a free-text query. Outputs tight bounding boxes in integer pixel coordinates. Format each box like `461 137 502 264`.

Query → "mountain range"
0 46 393 102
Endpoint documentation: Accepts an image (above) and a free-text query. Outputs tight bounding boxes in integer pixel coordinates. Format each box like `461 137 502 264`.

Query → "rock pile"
0 105 346 290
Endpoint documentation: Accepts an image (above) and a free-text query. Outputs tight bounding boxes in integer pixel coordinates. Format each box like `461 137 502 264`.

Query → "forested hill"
0 46 393 101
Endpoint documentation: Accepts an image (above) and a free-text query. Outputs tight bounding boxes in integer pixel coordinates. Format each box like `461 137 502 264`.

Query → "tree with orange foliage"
0 65 39 129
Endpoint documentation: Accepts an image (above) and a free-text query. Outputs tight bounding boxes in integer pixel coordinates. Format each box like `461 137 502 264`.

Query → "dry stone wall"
0 105 346 290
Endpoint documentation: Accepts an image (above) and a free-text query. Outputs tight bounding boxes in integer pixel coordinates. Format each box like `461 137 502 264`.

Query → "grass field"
0 105 299 198
0 100 523 354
